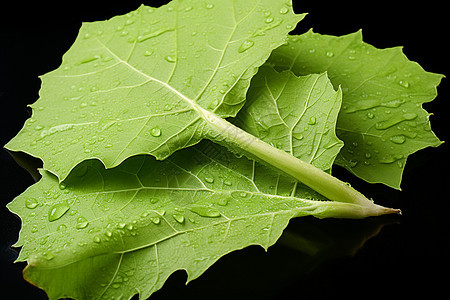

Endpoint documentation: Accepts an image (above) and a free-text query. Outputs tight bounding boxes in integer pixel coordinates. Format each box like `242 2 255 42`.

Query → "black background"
1 1 449 299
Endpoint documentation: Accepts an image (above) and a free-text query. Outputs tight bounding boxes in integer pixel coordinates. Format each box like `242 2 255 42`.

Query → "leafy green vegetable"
236 66 343 171
5 0 304 181
267 30 443 189
8 142 387 300
4 0 389 210
4 0 442 299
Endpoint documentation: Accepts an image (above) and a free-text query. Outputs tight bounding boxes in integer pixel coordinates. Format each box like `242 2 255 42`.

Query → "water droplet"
238 40 255 53
144 50 153 56
375 113 418 130
326 51 334 57
379 154 404 164
265 17 274 23
217 198 228 206
150 127 162 137
43 251 55 261
390 135 406 144
279 7 289 14
402 113 417 120
205 177 214 183
348 159 359 168
156 209 166 216
206 3 214 9
292 132 304 140
59 183 67 190
76 217 89 229
308 116 317 125
164 55 176 63
399 80 409 88
48 201 70 222
93 236 101 243
57 224 67 231
367 112 375 119
151 216 161 224
31 224 38 233
223 180 232 186
172 214 185 224
190 206 221 218
25 198 39 209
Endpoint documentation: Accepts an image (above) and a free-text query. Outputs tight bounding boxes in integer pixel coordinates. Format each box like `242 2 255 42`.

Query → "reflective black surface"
1 1 448 299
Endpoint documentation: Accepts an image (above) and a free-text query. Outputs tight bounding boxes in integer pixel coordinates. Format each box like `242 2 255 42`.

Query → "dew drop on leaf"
223 180 232 186
76 217 89 229
31 224 38 233
151 127 162 137
348 159 358 168
240 192 249 198
204 177 214 183
164 55 176 63
189 206 221 218
217 198 228 206
48 201 70 222
292 132 304 140
25 198 39 209
279 7 289 14
150 216 161 224
399 80 409 88
172 214 185 224
55 225 67 234
238 40 255 53
390 135 406 144
43 251 55 261
308 116 317 125
402 113 417 120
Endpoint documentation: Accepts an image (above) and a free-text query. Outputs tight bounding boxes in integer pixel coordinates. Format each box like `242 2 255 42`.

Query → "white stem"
201 108 400 215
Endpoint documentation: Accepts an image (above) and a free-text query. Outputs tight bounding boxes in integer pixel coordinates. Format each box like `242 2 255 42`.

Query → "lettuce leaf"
267 30 443 189
5 1 304 181
8 141 386 300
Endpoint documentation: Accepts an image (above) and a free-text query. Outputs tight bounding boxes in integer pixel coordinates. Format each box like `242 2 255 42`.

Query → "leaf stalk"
202 108 400 217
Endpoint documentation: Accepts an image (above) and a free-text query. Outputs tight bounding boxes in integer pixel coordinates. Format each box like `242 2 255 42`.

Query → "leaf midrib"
95 37 203 113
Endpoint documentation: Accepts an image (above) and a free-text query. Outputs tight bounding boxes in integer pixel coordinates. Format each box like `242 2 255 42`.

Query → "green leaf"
235 66 343 171
5 1 304 181
267 30 443 189
8 142 388 300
